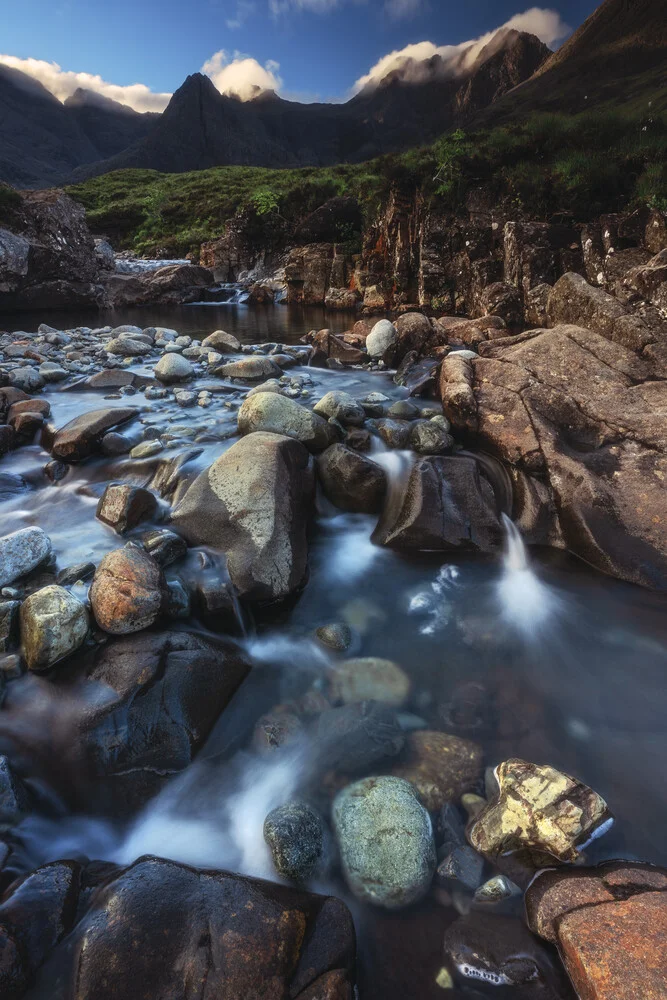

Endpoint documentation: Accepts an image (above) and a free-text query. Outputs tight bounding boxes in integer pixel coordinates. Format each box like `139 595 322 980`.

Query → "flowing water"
1 304 667 998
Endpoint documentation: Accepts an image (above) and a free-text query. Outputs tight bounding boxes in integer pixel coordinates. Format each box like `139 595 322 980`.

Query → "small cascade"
114 256 189 274
496 513 563 637
191 283 250 305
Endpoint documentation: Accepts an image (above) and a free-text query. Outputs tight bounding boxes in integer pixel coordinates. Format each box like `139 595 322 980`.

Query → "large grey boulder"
171 432 314 603
366 319 397 360
0 526 52 587
154 353 193 383
333 775 436 909
238 393 337 453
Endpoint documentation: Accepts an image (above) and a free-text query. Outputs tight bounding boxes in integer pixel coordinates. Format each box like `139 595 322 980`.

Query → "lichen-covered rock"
333 775 436 908
264 801 325 881
392 731 483 811
468 759 612 867
20 585 89 671
171 432 313 603
238 393 337 453
0 526 52 588
89 545 167 634
547 272 652 351
330 657 411 707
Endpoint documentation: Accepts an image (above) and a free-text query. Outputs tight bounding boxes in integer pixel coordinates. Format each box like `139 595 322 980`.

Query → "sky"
0 0 601 110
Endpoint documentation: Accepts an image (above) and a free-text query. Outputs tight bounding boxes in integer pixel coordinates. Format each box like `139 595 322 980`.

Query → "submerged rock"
329 657 411 707
0 526 52 588
264 801 325 881
468 759 612 869
238 393 337 452
333 775 436 909
392 731 483 811
20 585 89 671
315 622 353 652
89 545 167 634
315 701 405 774
171 432 314 603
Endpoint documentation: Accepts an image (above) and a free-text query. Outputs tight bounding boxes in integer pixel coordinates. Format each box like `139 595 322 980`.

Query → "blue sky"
1 0 600 109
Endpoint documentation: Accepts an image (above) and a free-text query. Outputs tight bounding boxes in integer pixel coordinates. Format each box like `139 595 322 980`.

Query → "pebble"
263 801 325 882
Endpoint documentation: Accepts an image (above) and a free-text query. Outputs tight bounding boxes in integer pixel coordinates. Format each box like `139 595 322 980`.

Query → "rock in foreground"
333 775 435 909
89 545 167 634
20 585 89 671
0 526 52 588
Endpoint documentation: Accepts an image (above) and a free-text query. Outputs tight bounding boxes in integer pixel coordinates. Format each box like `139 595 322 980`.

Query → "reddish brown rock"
49 407 138 462
89 545 167 634
96 484 158 534
392 730 483 811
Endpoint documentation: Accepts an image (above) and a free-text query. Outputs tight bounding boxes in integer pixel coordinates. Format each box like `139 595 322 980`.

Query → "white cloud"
227 0 257 29
201 50 283 101
0 54 171 112
354 6 570 91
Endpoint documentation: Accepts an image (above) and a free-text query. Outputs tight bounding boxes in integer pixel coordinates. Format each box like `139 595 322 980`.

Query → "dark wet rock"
329 657 410 707
307 329 366 367
480 281 524 328
100 431 133 456
20 585 89 671
0 527 52 588
473 874 520 903
410 419 454 455
373 455 500 553
96 484 158 534
43 460 68 483
193 577 238 632
78 631 250 813
89 545 167 635
140 528 187 567
0 755 30 824
254 709 305 752
171 432 314 603
392 731 484 812
387 400 420 420
315 701 405 775
0 861 82 999
468 759 612 871
393 312 434 362
313 390 365 426
333 775 436 909
344 427 372 452
317 444 386 514
9 410 44 438
0 601 19 654
443 912 573 996
55 562 95 586
238 393 337 453
374 417 411 448
27 856 355 1000
526 861 667 1000
201 329 241 352
442 324 667 586
7 398 50 422
437 802 468 853
315 622 353 652
214 356 282 380
49 407 138 462
0 472 33 504
0 425 15 457
393 353 441 396
264 801 326 881
437 844 485 891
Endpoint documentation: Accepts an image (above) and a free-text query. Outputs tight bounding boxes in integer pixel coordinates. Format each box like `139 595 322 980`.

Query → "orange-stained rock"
392 730 483 811
558 891 667 1000
89 545 167 634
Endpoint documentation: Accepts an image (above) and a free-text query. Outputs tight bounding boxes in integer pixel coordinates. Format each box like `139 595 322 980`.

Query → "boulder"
526 861 667 1000
20 585 89 671
372 455 500 552
154 353 193 383
366 320 397 360
238 393 337 453
313 391 365 427
307 329 366 366
96 484 158 534
391 731 483 812
49 407 138 462
623 247 667 314
171 432 314 603
25 857 355 1000
441 325 667 587
264 801 325 881
317 444 386 514
89 545 167 634
0 526 52 588
547 272 653 351
201 329 241 352
479 282 523 328
333 775 436 909
468 759 612 870
409 420 453 455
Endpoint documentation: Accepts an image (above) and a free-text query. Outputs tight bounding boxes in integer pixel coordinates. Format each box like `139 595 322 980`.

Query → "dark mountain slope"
64 88 158 160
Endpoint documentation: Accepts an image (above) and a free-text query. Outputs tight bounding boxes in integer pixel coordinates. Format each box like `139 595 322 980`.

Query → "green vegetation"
0 182 22 225
67 105 667 257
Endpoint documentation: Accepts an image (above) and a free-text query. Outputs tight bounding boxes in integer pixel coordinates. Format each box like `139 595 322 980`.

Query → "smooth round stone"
410 421 454 455
387 400 420 420
263 801 325 882
9 368 43 392
38 362 68 382
315 623 353 652
154 354 194 384
0 527 52 588
330 657 411 707
130 440 164 459
333 775 436 909
313 391 365 427
366 320 397 359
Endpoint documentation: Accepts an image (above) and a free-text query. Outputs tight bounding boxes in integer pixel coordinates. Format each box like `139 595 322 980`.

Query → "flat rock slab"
49 407 138 461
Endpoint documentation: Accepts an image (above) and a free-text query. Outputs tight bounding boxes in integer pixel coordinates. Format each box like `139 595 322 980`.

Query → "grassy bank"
66 106 667 257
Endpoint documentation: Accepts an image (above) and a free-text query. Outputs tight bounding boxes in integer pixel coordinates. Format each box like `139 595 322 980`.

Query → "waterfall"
495 513 562 638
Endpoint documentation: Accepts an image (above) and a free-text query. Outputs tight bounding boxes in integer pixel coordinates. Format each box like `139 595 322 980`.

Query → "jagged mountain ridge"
0 28 549 188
